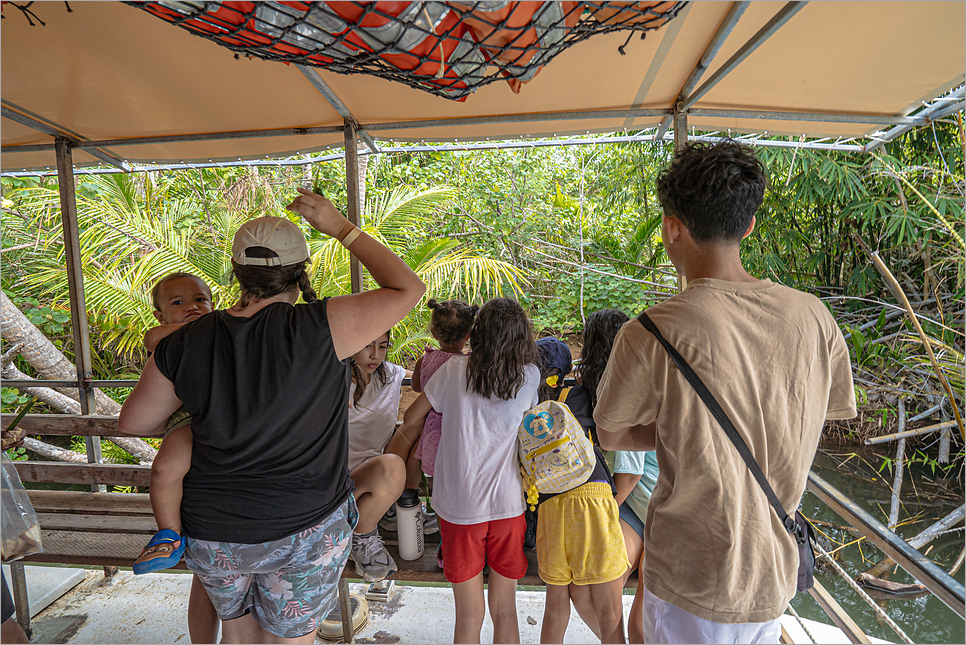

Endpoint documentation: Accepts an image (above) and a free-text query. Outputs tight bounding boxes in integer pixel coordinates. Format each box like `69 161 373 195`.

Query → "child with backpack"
395 297 540 644
529 336 628 644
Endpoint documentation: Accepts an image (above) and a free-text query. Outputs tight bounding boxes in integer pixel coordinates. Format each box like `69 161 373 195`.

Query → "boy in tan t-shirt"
595 140 856 644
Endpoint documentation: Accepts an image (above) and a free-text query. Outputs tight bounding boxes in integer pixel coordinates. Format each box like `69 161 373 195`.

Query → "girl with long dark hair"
396 297 540 644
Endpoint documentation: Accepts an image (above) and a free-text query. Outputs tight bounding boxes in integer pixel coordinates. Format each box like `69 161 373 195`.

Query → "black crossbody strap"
638 311 805 544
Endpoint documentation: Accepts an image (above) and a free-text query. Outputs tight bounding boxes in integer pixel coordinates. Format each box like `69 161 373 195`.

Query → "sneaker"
378 506 397 532
422 509 439 535
349 528 398 583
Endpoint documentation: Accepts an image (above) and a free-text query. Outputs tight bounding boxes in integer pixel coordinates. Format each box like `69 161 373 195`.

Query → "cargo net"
129 1 687 101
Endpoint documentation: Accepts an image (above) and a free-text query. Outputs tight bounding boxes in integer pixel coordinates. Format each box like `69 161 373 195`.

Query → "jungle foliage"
2 121 964 451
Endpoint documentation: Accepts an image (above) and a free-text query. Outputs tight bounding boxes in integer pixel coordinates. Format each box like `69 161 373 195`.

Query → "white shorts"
642 583 782 644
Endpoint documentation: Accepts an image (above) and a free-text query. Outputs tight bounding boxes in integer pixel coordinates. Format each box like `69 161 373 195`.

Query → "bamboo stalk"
888 400 906 529
864 419 961 445
853 234 965 444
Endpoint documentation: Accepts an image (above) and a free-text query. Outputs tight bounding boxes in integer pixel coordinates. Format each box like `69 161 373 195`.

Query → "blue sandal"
133 529 185 575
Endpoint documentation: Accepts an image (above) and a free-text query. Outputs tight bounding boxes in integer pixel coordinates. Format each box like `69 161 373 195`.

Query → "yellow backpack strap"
558 387 571 402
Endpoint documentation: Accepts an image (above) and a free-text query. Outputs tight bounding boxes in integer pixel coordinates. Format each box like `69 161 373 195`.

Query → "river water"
791 446 965 644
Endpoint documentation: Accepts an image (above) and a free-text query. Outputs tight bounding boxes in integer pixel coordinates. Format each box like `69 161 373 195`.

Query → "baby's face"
153 276 213 324
353 333 390 376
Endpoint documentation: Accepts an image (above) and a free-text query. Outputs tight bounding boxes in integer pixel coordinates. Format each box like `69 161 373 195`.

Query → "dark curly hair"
428 298 479 345
466 298 538 401
656 140 767 244
576 309 629 407
231 247 317 308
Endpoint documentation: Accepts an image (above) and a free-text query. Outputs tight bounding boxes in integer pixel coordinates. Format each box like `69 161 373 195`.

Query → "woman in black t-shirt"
119 189 425 644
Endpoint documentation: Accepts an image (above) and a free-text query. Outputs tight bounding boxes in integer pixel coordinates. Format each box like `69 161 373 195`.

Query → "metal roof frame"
0 130 878 178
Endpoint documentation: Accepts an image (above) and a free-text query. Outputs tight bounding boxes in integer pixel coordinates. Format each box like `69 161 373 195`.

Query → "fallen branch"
865 505 966 577
21 437 88 463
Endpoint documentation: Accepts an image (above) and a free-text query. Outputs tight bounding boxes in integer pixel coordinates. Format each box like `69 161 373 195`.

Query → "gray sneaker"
349 528 398 582
378 506 397 532
423 510 439 535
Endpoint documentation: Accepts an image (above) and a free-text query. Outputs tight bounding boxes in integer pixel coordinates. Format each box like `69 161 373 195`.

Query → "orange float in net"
127 1 686 101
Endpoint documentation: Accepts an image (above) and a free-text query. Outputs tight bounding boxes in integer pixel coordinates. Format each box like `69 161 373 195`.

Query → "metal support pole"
343 121 364 295
10 561 31 638
337 576 354 643
55 138 102 490
672 109 688 293
680 2 808 112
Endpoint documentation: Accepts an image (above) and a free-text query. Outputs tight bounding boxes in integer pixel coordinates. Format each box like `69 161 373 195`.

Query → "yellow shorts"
536 481 629 586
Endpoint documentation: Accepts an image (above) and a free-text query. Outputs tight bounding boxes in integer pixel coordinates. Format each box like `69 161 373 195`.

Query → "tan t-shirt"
594 278 856 624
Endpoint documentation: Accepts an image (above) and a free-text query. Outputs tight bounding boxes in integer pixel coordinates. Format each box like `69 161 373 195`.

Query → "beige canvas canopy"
2 1 963 172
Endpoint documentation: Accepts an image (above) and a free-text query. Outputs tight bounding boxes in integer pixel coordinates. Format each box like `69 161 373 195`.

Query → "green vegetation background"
2 124 963 466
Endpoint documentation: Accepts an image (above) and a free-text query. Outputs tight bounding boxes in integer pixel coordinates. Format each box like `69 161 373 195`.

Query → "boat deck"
15 567 890 644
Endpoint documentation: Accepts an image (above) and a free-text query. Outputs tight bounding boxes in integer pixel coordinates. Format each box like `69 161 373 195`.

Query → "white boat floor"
22 569 889 644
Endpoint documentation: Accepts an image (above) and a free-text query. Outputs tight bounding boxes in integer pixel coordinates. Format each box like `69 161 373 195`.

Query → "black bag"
638 312 816 592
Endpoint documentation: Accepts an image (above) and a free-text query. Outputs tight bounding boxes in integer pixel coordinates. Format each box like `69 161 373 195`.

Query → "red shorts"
437 514 528 584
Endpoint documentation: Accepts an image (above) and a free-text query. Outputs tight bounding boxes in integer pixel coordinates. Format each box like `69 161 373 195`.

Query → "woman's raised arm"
286 188 425 360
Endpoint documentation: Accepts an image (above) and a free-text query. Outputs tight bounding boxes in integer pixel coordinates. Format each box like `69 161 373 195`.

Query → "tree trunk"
2 356 81 415
1 292 158 463
1 291 121 415
22 437 87 463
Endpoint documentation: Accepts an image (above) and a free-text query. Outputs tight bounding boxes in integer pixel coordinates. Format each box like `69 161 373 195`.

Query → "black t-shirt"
154 298 354 543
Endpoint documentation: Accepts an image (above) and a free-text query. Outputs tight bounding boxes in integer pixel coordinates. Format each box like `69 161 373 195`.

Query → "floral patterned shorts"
184 496 357 638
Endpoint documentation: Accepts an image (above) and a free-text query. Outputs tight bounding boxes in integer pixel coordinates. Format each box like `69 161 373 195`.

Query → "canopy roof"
2 1 963 171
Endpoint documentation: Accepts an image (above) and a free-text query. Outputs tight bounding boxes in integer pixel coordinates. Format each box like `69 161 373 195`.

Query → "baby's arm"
144 323 188 353
411 355 425 392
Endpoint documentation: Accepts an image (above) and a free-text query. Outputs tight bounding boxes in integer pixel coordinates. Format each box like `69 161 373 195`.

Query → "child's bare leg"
589 578 626 644
452 571 486 644
540 584 571 644
628 576 645 645
187 573 219 643
619 518 644 644
350 454 405 534
569 583 601 639
150 426 193 535
405 438 423 490
487 569 520 644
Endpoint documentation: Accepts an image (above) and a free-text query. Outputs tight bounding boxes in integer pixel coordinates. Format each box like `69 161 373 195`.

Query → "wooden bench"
21 488 549 584
4 412 596 641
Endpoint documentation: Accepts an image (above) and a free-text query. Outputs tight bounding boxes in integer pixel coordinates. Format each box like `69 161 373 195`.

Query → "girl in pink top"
411 299 478 479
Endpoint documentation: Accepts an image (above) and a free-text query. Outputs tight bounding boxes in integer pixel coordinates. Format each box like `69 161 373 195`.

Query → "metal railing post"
673 108 688 293
343 120 364 295
9 561 31 638
54 138 102 490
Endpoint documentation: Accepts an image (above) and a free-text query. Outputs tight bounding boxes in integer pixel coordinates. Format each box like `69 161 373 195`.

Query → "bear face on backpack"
518 398 596 501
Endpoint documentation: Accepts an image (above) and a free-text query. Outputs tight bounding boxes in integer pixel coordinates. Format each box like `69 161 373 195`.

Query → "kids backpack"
518 388 596 509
